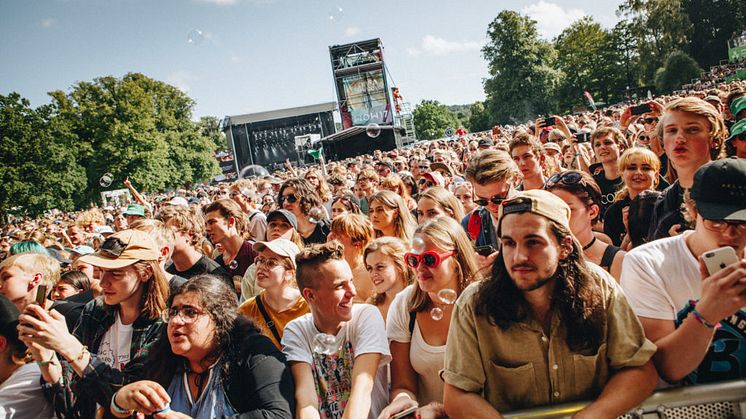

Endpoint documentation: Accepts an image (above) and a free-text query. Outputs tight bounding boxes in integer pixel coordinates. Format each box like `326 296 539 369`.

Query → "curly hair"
278 178 323 216
474 222 606 353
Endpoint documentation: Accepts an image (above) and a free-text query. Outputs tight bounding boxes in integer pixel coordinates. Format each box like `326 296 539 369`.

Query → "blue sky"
0 0 622 120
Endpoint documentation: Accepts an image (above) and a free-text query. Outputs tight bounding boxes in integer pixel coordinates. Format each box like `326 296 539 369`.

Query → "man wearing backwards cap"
17 229 169 418
622 157 746 385
444 190 657 418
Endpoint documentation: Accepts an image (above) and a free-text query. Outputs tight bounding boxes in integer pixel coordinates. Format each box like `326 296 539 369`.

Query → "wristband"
153 405 171 415
111 392 134 416
68 345 89 363
36 352 58 367
690 308 718 329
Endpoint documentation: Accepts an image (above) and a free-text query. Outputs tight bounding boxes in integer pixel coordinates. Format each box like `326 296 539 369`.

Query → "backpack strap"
255 295 282 344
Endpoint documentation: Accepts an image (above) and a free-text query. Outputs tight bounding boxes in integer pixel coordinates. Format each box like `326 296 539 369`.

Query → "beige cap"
79 229 159 269
498 189 571 234
253 239 301 269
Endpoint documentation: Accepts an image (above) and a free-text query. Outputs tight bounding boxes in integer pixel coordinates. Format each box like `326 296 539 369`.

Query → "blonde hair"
76 208 106 228
657 97 726 161
132 260 169 321
330 214 375 250
614 147 661 202
380 174 413 202
364 237 415 306
0 253 59 289
407 216 480 313
129 219 175 259
465 150 520 186
305 169 332 202
418 187 465 222
156 205 206 249
368 190 417 241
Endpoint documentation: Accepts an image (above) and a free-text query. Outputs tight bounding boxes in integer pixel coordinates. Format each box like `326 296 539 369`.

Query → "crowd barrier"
504 379 746 418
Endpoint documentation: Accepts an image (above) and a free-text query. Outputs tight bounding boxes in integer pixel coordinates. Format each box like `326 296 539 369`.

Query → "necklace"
582 236 597 251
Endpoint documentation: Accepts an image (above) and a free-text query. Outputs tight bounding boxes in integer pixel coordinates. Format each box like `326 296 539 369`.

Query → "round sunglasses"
404 250 456 269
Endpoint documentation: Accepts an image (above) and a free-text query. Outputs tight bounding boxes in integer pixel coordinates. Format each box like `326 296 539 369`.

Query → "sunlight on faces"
267 219 293 241
417 197 447 224
548 189 596 240
592 135 620 164
51 282 79 300
473 180 514 218
368 201 396 231
365 250 399 295
511 145 542 178
410 235 457 294
622 156 657 195
167 292 216 359
303 259 356 326
661 110 714 172
254 248 291 289
99 265 147 306
331 200 349 218
204 210 233 245
280 187 301 216
0 265 36 308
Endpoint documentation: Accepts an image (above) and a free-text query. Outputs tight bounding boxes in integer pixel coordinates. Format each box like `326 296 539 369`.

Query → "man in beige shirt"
443 190 658 419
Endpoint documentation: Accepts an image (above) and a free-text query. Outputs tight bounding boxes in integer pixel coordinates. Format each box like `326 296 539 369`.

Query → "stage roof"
224 102 338 127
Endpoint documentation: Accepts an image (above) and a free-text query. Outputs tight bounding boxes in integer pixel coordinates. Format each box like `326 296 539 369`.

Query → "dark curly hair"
474 222 606 353
278 178 323 216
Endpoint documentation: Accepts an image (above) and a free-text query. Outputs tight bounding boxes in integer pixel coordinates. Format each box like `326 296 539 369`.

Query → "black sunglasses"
279 194 298 204
100 237 128 258
643 117 658 124
544 172 583 189
473 193 509 207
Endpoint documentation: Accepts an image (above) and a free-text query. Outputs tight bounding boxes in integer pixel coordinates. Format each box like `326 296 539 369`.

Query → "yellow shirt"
238 291 310 349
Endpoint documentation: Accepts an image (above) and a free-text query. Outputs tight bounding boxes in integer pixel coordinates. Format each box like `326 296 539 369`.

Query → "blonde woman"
368 190 417 241
416 187 465 224
380 174 417 211
380 216 480 419
364 237 415 322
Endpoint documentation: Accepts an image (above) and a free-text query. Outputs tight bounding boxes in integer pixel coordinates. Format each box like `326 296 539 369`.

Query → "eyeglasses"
643 117 658 124
473 192 510 207
162 305 206 324
404 250 456 269
418 179 435 188
255 257 283 269
279 194 298 204
702 219 746 234
544 172 583 189
418 165 430 170
100 237 128 258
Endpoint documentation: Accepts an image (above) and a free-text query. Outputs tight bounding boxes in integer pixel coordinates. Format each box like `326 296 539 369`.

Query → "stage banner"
342 70 393 125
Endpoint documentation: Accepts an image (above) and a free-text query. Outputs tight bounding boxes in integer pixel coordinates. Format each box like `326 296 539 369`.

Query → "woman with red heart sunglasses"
380 216 481 419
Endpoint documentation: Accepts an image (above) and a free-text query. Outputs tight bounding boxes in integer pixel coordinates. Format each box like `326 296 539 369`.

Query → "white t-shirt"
387 285 445 405
0 363 55 418
620 232 701 320
97 313 133 371
282 304 391 419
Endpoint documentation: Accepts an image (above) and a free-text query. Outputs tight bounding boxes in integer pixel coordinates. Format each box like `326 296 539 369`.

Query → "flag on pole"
308 148 322 159
584 91 596 110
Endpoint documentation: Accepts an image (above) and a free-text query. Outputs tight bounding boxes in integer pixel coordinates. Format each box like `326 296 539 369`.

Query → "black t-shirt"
603 197 631 246
302 219 331 245
658 152 669 178
646 180 688 241
167 255 230 281
592 170 624 218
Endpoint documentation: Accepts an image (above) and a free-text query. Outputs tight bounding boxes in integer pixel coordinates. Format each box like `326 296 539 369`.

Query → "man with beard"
442 190 657 418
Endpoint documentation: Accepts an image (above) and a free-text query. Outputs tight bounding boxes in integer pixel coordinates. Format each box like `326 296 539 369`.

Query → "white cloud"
344 27 360 38
40 18 57 28
411 35 481 57
521 1 585 39
165 71 196 93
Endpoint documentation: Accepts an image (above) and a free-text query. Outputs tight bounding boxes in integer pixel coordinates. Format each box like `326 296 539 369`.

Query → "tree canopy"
412 100 461 141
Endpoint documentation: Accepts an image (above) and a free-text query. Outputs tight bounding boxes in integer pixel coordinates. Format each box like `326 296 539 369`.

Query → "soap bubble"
187 29 204 45
444 127 455 138
239 165 269 179
228 260 238 270
99 173 113 188
430 307 444 321
308 207 325 224
366 123 381 138
327 6 344 22
313 333 338 355
437 288 458 305
411 235 426 254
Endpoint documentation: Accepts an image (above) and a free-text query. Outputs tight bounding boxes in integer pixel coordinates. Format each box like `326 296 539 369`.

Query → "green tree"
51 73 220 204
654 50 703 92
618 0 692 83
481 10 562 125
682 0 746 68
412 100 459 141
198 116 227 151
0 93 87 218
468 101 492 132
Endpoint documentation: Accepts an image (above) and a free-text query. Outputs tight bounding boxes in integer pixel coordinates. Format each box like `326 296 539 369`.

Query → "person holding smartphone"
621 158 746 385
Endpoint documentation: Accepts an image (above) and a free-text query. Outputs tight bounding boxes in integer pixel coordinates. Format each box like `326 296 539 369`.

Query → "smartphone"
35 284 48 307
543 117 556 127
475 245 497 256
703 246 739 276
630 103 652 116
574 132 591 143
391 406 418 419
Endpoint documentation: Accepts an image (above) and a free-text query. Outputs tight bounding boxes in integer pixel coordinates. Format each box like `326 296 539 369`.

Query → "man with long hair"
442 190 657 418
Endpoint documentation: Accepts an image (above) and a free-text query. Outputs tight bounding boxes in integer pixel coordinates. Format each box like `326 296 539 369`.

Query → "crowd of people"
0 78 745 419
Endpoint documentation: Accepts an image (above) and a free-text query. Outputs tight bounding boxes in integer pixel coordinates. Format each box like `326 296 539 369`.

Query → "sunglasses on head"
100 237 128 258
279 194 298 204
404 250 455 269
473 193 509 207
544 172 583 189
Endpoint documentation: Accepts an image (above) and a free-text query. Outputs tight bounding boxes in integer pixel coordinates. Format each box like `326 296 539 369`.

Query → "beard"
511 264 560 292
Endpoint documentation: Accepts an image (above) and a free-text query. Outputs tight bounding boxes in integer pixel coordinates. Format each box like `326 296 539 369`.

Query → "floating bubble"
366 123 381 138
99 173 113 188
444 127 455 138
411 235 426 254
313 333 338 355
228 260 238 270
239 165 270 179
430 307 444 321
187 29 204 46
308 207 325 224
437 288 458 305
327 6 344 22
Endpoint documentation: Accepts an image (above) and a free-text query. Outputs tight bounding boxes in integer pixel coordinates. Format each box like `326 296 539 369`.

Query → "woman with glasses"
364 237 415 323
416 187 465 224
368 190 417 242
379 216 480 419
238 239 308 350
546 170 626 281
278 179 330 245
109 275 294 418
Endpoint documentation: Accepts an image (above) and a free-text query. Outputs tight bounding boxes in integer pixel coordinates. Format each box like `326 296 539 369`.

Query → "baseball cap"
726 119 746 143
421 172 445 187
690 158 746 222
0 295 20 337
430 162 453 177
478 138 494 148
267 209 298 231
78 229 160 269
730 96 746 119
497 189 572 234
253 239 301 269
375 161 397 174
123 204 146 217
168 196 189 207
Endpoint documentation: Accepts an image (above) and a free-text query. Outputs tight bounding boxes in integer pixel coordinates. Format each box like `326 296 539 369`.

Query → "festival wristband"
110 392 134 416
153 404 171 415
690 308 718 329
